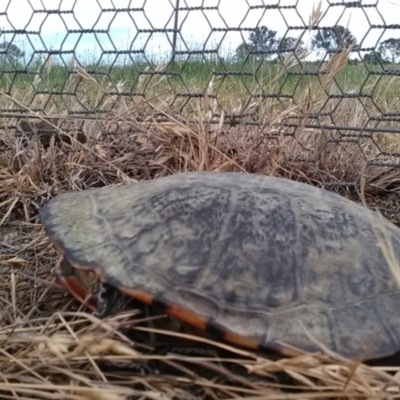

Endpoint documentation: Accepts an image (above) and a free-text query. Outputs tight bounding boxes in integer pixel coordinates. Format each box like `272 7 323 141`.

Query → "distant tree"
311 25 357 54
378 38 400 63
249 26 279 58
235 42 249 60
278 37 306 55
249 26 278 52
236 28 307 62
0 41 25 63
235 26 279 60
362 51 384 65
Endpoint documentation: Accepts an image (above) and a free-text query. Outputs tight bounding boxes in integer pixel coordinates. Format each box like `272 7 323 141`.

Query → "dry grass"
1 18 400 396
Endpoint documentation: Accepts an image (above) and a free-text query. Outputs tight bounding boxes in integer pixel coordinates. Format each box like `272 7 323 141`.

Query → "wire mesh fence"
0 1 399 198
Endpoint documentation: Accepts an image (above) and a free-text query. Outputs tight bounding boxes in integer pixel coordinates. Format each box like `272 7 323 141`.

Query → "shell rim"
52 244 305 358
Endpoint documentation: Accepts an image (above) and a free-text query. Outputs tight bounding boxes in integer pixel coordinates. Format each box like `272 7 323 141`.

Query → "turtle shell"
41 171 400 360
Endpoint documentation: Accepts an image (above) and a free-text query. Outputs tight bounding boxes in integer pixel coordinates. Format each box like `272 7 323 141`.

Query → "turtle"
41 171 400 361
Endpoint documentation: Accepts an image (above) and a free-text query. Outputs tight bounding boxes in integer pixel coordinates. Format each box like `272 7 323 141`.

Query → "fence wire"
0 1 400 188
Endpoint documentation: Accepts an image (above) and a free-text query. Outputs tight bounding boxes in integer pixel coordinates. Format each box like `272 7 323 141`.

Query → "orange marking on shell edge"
57 274 98 311
55 257 98 312
118 288 261 350
118 287 155 307
118 287 207 331
222 331 259 351
163 304 207 331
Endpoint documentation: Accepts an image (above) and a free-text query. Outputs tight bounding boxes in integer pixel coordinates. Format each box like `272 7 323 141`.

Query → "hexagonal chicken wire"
0 0 399 180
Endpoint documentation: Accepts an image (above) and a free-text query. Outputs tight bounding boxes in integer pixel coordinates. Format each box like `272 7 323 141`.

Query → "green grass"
0 54 397 93
1 53 400 133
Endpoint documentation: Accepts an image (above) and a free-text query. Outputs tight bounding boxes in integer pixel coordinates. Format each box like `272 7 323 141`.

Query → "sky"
1 0 400 63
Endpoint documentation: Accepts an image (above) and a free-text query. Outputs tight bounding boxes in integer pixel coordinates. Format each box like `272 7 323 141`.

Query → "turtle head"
55 255 138 317
95 282 140 317
55 256 98 311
